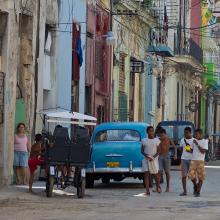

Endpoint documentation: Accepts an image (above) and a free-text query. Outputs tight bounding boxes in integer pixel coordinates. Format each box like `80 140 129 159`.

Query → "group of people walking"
14 121 208 196
141 126 208 197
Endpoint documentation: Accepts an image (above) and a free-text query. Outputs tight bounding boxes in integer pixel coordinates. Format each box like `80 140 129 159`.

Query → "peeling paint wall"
112 2 151 122
0 0 59 185
0 1 19 184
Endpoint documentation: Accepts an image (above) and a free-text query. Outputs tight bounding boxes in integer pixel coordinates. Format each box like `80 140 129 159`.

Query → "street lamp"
106 31 116 45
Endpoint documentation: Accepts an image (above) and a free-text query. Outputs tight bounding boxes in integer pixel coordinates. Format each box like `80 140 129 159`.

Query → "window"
119 92 128 121
97 105 105 124
157 77 161 108
95 41 105 79
95 129 141 142
119 54 126 92
43 25 53 90
130 72 135 86
177 82 179 119
85 86 92 115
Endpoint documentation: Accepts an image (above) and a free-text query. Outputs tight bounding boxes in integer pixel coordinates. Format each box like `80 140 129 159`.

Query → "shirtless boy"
28 134 44 192
159 129 177 192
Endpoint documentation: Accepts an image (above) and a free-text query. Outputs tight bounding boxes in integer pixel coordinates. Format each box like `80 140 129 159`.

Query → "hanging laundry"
77 36 83 67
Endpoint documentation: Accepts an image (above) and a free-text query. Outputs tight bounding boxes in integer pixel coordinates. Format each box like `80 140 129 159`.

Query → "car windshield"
161 125 193 141
95 129 141 142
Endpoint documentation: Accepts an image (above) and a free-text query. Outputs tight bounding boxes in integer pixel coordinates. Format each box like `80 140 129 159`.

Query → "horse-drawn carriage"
39 109 96 198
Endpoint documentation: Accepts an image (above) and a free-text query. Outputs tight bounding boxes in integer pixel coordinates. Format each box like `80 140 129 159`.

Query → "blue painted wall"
57 1 74 110
145 57 158 126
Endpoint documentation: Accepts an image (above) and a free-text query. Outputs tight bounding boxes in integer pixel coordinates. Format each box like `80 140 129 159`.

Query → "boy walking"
179 127 194 196
188 129 208 197
141 126 161 196
158 128 177 192
28 134 44 192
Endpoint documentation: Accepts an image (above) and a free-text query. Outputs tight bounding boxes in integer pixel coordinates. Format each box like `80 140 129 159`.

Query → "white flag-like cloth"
148 157 159 174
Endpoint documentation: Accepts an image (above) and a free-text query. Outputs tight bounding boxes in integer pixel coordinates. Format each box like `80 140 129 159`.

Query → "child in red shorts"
28 134 44 192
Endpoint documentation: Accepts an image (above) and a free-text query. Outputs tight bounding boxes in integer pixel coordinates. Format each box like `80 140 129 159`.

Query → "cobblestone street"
0 166 220 220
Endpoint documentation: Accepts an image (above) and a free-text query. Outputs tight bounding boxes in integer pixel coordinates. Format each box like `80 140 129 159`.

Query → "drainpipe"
110 0 114 121
213 98 217 146
205 93 209 136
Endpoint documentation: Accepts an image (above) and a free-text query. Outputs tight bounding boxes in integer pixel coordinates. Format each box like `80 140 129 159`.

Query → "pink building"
86 2 112 123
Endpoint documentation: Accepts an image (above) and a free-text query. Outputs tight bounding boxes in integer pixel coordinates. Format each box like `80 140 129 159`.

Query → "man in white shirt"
188 129 208 197
179 127 194 196
141 126 161 196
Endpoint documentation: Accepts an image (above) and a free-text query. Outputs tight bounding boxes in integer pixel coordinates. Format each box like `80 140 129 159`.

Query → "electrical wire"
53 0 220 75
51 0 218 32
101 1 220 31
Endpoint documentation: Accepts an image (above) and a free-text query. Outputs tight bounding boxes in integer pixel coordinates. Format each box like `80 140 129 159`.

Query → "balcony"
172 38 204 72
147 29 174 57
188 38 203 65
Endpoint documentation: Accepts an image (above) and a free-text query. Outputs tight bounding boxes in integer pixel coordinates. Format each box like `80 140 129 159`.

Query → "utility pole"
78 1 87 114
178 0 182 55
183 0 186 54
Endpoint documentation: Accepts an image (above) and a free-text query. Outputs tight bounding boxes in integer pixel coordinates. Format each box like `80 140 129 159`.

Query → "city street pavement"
0 165 220 220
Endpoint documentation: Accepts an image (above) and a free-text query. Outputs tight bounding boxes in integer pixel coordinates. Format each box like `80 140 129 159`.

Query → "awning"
39 109 97 121
147 45 174 57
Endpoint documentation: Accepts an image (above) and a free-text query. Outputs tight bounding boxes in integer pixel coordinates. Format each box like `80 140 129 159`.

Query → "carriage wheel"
46 175 54 197
77 177 86 198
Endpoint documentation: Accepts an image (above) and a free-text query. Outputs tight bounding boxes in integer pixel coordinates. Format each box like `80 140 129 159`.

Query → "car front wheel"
86 174 94 188
102 178 110 184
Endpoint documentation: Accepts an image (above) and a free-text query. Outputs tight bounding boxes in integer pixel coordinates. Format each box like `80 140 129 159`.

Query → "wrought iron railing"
174 38 203 65
189 38 203 65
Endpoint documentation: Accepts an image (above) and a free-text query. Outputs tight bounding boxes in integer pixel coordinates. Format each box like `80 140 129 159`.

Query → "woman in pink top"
14 123 30 185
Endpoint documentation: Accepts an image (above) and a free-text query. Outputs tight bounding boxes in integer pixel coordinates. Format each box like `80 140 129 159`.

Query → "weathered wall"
0 0 59 184
112 2 152 122
35 0 59 133
56 0 73 113
164 63 200 122
86 2 112 123
0 0 19 184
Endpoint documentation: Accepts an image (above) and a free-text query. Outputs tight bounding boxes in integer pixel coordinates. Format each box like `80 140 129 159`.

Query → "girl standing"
14 123 30 185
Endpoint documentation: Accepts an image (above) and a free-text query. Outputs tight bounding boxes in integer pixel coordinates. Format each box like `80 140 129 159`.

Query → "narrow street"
0 166 220 220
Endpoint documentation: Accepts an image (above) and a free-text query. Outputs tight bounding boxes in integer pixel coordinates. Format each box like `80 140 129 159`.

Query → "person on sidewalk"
179 127 194 196
141 126 161 196
188 129 208 197
28 134 44 193
14 123 30 185
158 128 177 192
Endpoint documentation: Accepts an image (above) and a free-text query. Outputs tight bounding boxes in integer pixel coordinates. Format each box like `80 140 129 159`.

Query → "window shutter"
119 54 126 92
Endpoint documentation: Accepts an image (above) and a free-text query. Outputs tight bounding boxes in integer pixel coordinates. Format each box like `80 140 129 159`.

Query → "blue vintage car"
85 122 149 187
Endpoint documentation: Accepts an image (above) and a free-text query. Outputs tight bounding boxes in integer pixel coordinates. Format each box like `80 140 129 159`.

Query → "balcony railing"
174 38 203 65
189 38 203 65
